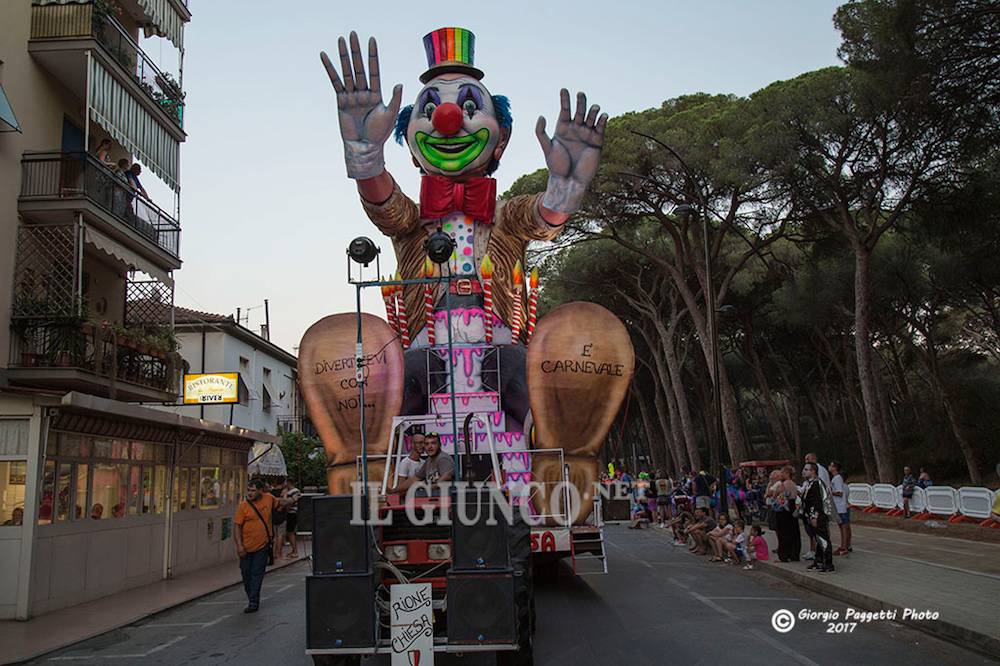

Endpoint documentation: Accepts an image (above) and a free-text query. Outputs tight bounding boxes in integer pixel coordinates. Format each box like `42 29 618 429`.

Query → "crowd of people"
93 138 158 224
602 453 914 574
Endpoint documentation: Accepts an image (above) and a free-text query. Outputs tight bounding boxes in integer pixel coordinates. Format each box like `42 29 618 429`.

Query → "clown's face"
406 74 506 178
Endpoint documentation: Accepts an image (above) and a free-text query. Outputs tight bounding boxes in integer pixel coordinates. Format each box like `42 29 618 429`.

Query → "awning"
57 391 281 449
136 0 186 51
248 442 287 477
0 84 21 133
88 56 180 191
84 225 174 287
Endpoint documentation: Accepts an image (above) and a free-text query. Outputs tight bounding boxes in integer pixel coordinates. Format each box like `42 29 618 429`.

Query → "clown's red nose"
431 102 464 136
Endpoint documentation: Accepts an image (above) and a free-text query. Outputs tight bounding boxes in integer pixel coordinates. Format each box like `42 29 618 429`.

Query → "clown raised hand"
320 32 403 180
536 90 608 222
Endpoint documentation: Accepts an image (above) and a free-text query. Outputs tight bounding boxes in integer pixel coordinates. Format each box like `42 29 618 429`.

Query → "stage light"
425 229 456 265
347 237 379 266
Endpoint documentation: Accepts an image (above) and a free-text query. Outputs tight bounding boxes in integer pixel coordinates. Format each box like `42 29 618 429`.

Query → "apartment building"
0 1 277 620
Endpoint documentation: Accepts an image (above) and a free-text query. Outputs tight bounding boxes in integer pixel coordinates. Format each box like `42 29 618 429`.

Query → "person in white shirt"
393 430 426 488
828 461 852 555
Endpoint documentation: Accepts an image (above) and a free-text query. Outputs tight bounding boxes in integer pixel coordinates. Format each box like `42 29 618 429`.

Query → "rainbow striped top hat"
421 27 483 83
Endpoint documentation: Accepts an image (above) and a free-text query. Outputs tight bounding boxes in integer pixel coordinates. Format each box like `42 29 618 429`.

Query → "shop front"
0 391 278 619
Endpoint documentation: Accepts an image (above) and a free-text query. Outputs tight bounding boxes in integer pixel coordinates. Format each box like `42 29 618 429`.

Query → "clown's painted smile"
414 128 491 172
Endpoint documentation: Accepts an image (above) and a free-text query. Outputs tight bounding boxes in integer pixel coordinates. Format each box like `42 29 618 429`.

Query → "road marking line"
48 636 187 661
138 614 231 629
198 583 296 605
851 547 1000 581
748 628 821 666
687 590 736 619
703 596 800 601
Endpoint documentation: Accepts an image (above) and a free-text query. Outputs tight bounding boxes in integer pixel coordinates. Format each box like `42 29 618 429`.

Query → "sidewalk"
757 523 1000 657
0 544 310 665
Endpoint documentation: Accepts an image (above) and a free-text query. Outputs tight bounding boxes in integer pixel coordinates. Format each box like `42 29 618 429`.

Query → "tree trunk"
940 391 982 485
656 319 703 470
637 387 675 476
853 244 895 481
746 342 793 459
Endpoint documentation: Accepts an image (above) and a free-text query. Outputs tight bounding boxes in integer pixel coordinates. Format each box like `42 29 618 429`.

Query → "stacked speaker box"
306 495 376 651
447 488 517 646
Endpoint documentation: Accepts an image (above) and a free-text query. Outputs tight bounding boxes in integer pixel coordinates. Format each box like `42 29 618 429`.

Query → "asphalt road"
29 526 993 665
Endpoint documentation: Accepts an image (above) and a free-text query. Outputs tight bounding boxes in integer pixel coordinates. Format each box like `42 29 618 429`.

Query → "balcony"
29 1 185 133
7 317 180 403
19 152 181 270
277 415 320 439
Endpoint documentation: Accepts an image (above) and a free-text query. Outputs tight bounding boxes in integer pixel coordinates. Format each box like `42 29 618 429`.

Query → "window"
200 468 220 508
178 467 189 510
76 464 89 520
141 466 153 514
90 462 123 520
38 460 55 525
154 465 167 514
262 385 272 412
0 461 27 526
55 463 73 521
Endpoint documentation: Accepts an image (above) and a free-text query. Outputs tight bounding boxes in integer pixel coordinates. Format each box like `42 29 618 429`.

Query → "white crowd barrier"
872 483 898 510
895 485 927 513
924 486 960 517
848 483 873 508
957 487 995 520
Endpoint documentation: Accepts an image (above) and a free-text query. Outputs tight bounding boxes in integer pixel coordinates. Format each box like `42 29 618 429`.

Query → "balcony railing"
20 152 180 259
277 415 319 439
9 318 177 395
30 1 185 129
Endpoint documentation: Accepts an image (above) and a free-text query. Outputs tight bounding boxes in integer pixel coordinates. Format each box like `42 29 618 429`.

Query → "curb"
756 559 1000 659
4 554 308 665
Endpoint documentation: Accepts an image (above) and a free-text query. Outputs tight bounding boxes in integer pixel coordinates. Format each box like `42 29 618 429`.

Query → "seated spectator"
668 510 693 546
90 503 104 520
744 524 769 570
723 520 747 564
991 491 1000 524
708 513 733 562
684 507 716 555
628 498 650 529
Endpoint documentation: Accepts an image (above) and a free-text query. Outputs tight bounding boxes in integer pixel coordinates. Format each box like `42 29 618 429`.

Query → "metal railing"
20 152 180 259
30 2 185 129
276 415 320 439
8 318 177 394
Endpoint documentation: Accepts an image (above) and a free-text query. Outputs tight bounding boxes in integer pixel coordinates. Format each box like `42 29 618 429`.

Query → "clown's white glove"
321 32 403 180
536 89 608 214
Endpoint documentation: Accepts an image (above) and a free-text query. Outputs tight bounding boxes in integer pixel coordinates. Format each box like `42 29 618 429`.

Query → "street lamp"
674 204 729 519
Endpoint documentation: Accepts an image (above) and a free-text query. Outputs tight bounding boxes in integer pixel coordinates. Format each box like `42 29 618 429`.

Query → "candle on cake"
526 267 539 342
423 256 436 346
394 271 410 349
480 254 494 344
510 260 524 343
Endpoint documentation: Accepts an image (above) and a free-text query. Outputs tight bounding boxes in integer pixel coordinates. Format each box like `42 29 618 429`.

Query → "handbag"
247 497 275 565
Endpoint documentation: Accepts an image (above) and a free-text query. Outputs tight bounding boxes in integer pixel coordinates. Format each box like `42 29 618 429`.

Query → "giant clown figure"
303 29 633 523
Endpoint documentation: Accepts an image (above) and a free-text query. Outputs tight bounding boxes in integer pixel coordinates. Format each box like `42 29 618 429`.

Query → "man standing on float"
320 29 607 432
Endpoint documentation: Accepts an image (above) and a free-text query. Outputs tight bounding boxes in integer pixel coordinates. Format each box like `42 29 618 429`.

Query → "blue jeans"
240 548 268 607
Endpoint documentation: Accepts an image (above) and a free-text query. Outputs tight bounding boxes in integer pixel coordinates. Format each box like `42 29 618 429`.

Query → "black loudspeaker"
306 574 376 649
296 493 318 535
446 571 516 645
451 489 510 571
312 495 370 574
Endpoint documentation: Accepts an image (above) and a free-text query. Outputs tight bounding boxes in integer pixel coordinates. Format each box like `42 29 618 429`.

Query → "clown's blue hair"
394 95 513 146
394 105 413 145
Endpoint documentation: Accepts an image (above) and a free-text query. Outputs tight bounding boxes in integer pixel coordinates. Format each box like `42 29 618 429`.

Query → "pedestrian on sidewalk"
768 465 801 562
829 461 852 555
800 453 830 560
901 466 917 518
282 478 302 559
234 478 290 613
271 480 288 562
802 462 835 573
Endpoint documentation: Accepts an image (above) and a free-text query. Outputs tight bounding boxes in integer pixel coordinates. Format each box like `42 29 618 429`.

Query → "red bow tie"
419 175 497 224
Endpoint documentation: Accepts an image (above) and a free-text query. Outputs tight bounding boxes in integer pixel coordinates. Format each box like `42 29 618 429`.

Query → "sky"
167 0 845 354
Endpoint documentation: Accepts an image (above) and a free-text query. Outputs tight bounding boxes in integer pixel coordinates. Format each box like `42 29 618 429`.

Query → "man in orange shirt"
234 478 291 612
